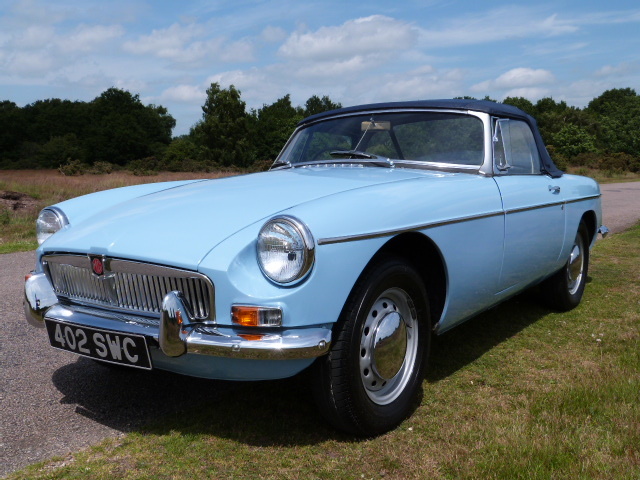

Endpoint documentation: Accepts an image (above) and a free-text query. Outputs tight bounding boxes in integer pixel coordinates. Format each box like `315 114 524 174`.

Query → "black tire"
541 221 590 311
312 256 430 436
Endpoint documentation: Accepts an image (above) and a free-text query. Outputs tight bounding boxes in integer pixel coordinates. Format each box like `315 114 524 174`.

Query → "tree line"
1 84 638 174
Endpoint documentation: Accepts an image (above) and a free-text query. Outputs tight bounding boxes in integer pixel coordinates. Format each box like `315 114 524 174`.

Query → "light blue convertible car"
25 99 606 435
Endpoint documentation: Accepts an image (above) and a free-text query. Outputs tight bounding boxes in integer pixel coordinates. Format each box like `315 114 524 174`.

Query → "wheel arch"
580 209 598 244
362 232 447 328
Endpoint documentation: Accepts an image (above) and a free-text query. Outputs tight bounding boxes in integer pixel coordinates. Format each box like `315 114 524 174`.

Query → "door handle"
548 185 561 194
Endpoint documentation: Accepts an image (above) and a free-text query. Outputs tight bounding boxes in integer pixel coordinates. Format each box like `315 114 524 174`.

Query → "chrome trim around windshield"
275 108 488 172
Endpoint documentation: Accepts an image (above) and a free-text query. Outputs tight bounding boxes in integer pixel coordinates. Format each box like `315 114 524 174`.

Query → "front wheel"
312 257 430 436
541 221 590 311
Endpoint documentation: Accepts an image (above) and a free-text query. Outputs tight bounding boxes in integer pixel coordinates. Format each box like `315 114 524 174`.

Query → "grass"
4 223 639 479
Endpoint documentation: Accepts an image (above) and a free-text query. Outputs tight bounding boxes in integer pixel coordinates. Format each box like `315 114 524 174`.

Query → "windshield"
276 111 484 168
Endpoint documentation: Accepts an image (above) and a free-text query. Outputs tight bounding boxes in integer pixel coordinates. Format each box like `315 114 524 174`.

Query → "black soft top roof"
299 99 563 178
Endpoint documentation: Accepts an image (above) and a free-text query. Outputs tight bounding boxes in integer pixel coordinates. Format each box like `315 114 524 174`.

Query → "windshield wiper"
270 159 292 169
329 150 377 159
328 150 395 168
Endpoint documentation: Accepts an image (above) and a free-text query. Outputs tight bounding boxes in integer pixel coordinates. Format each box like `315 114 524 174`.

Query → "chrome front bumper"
25 273 331 361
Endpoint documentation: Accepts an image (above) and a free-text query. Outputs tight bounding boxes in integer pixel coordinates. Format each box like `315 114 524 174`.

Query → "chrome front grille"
43 254 214 320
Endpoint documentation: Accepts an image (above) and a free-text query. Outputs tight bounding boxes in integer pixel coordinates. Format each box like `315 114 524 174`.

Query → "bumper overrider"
25 272 331 363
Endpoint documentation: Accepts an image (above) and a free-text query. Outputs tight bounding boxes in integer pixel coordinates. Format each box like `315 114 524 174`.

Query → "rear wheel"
312 257 430 436
541 221 590 311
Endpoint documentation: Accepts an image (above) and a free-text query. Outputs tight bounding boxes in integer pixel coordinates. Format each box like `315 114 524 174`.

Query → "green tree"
548 124 598 159
85 88 175 165
587 88 640 156
0 101 26 163
303 95 342 117
162 137 206 171
38 133 86 168
252 95 302 161
191 83 254 167
502 96 536 116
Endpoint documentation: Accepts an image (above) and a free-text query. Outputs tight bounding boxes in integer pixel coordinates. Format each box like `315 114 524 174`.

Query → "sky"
1 0 639 136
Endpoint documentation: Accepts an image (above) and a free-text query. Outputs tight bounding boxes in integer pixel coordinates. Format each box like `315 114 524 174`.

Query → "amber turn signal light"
231 305 282 327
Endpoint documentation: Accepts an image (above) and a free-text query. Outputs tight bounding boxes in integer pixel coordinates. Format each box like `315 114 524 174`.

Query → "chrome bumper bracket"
24 273 58 328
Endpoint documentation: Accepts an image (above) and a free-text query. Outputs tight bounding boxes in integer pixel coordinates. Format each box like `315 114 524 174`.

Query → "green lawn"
5 225 639 480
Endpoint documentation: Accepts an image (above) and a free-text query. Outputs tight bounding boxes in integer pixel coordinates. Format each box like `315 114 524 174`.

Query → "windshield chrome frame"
272 109 493 175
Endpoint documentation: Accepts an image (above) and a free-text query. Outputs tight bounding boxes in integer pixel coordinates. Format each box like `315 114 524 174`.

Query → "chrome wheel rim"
567 234 585 295
359 287 418 405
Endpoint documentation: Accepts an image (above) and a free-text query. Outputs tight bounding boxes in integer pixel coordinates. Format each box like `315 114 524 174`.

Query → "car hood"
42 168 425 268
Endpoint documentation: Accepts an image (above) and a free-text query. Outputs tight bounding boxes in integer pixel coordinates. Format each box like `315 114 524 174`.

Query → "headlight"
36 208 68 245
257 216 315 285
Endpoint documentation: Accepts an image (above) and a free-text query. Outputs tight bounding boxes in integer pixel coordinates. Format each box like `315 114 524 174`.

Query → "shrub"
58 159 89 176
598 153 633 173
0 205 10 225
89 161 115 174
128 157 160 176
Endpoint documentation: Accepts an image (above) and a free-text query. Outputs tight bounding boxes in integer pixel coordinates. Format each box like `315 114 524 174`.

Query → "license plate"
45 319 152 370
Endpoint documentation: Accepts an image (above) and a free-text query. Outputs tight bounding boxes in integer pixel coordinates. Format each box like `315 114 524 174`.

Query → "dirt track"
0 181 638 477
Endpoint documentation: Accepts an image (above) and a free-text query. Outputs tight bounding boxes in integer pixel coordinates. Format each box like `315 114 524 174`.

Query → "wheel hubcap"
359 288 418 405
567 235 584 295
372 311 407 379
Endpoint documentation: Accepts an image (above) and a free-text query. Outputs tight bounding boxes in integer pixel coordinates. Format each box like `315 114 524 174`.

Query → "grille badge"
90 256 105 276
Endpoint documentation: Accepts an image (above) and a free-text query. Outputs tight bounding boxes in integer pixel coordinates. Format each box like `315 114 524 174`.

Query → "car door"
492 118 566 292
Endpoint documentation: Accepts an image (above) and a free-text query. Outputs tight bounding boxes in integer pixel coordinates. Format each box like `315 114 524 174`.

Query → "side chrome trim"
317 194 602 246
318 210 504 245
564 194 601 204
504 201 565 215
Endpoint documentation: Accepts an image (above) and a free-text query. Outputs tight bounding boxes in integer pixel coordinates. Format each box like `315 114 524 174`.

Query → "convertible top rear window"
279 112 484 167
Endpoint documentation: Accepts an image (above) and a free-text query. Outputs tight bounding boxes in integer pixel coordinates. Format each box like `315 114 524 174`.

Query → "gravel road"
1 181 639 477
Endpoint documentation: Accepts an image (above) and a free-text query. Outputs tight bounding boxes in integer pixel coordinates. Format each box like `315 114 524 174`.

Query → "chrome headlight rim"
36 207 69 245
257 215 315 286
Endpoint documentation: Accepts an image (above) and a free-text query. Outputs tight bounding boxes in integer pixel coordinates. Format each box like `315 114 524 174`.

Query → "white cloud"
14 26 56 49
594 62 639 78
5 51 55 75
123 22 255 65
358 67 465 102
261 26 287 43
59 24 124 53
494 68 556 88
279 15 418 61
418 6 578 48
472 68 556 92
123 23 205 57
294 55 385 79
160 85 206 103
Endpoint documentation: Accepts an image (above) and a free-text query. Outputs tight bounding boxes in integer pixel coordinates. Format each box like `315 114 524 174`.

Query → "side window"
492 119 541 175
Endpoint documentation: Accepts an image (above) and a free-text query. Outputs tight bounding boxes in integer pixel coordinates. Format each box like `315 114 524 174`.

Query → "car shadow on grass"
427 287 558 383
50 287 562 446
51 356 344 445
